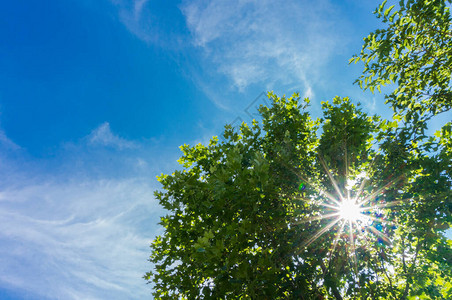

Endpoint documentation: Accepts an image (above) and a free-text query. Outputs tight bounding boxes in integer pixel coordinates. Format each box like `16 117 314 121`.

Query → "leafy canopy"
146 0 452 298
146 94 451 299
351 0 452 121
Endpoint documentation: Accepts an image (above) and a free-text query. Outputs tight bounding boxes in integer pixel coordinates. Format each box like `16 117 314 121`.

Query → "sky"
0 0 451 299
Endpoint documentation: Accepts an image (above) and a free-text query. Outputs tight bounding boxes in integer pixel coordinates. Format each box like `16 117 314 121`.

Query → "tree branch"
320 260 343 300
401 239 422 299
379 248 396 298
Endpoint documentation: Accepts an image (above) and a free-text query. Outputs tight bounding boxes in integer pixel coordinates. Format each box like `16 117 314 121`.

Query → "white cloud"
108 0 352 112
0 174 160 299
134 0 148 18
88 122 138 150
365 96 377 114
181 0 350 97
0 129 20 150
112 0 154 42
0 124 168 299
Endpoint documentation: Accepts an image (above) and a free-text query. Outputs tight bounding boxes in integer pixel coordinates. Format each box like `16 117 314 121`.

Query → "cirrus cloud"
0 123 165 299
181 0 351 98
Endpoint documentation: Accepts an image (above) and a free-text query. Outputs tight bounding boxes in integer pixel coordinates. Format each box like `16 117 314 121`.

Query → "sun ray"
301 217 341 249
361 200 402 211
293 212 340 225
367 215 400 228
319 202 341 210
295 152 403 284
353 174 369 203
344 143 350 202
289 192 341 207
320 191 343 206
357 175 404 206
352 154 382 202
327 220 346 268
266 156 337 205
367 226 392 245
348 220 358 274
319 156 345 202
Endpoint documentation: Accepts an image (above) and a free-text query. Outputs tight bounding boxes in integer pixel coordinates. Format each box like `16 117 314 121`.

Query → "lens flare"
294 155 399 276
299 182 306 191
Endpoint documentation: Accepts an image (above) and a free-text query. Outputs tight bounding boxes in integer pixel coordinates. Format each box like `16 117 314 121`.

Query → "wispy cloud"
88 122 138 150
0 125 166 299
0 176 159 299
0 112 20 151
109 0 352 111
181 0 350 98
112 0 155 43
0 129 20 150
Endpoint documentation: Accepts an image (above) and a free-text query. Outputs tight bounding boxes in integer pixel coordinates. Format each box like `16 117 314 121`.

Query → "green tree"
145 93 452 299
351 0 452 122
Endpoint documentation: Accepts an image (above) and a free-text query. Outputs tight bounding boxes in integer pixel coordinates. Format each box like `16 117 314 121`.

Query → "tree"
351 0 452 122
146 0 452 298
145 93 452 299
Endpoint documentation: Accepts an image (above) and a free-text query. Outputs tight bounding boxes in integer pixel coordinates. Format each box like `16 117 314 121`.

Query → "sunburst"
293 156 403 275
338 199 364 223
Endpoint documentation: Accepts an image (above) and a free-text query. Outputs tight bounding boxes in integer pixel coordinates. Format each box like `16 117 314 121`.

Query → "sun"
296 165 397 257
338 199 363 222
291 154 404 280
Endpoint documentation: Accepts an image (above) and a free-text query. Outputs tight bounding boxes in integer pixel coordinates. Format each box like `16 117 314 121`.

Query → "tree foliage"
145 94 452 299
146 0 452 298
351 0 452 121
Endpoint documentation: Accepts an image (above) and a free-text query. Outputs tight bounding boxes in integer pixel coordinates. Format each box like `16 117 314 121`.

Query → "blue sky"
0 0 450 299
